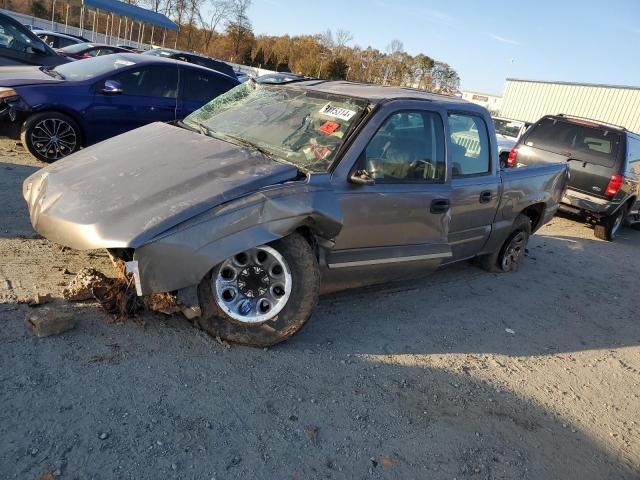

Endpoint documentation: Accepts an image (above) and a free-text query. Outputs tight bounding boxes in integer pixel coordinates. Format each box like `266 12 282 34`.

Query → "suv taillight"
507 147 518 168
604 174 623 197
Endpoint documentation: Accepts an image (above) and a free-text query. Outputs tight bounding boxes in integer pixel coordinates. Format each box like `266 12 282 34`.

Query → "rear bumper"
559 189 619 217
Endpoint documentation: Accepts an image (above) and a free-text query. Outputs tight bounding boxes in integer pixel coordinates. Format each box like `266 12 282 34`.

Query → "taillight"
507 147 518 167
604 174 623 197
81 53 92 58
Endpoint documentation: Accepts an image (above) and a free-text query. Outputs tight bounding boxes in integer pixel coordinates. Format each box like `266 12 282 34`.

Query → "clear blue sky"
249 0 639 95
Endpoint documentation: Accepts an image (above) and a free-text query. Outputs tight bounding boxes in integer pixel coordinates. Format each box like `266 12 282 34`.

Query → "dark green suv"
509 114 640 241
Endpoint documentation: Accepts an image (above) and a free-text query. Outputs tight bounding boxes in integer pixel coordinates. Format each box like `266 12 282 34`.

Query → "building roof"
292 80 469 105
506 78 640 91
83 0 179 31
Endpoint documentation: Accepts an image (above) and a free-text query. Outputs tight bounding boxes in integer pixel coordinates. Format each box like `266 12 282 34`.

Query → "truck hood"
23 122 299 249
0 66 62 87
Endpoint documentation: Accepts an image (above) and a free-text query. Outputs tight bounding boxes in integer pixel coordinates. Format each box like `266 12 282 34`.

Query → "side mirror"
349 169 375 186
101 79 123 94
30 41 47 55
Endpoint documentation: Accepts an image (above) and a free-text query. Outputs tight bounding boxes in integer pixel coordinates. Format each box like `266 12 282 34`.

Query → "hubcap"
31 118 77 160
213 245 292 323
501 231 526 271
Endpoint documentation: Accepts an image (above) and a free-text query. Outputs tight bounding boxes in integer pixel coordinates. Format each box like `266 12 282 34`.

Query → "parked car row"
0 53 239 160
0 12 238 77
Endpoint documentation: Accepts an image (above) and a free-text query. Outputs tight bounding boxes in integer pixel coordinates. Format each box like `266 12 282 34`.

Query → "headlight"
0 87 17 99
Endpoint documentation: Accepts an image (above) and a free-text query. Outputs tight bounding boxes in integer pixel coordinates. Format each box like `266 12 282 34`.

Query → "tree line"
15 0 461 93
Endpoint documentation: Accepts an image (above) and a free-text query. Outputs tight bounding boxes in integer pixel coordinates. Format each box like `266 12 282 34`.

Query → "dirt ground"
1 139 639 480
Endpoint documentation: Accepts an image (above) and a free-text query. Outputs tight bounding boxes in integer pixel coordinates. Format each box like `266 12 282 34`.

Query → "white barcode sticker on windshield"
319 103 356 121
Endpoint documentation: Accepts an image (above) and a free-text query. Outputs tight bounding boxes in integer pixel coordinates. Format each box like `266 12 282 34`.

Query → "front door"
447 113 499 260
86 65 179 144
328 109 452 285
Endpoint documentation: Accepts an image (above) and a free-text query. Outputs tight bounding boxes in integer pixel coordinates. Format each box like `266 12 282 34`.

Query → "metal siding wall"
500 80 640 133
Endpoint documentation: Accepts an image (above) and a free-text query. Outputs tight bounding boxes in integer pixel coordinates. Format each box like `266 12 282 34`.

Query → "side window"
182 69 232 103
57 37 77 49
108 66 179 98
39 34 55 47
448 113 490 176
95 48 115 56
627 137 640 175
362 111 446 182
0 18 36 53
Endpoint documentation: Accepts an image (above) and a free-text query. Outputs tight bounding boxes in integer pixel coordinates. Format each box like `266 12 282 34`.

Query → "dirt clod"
25 306 76 337
63 268 109 301
307 424 319 446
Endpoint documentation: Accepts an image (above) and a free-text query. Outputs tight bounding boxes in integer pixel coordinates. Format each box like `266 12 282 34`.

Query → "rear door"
519 117 623 198
179 67 237 117
330 104 452 280
86 65 179 143
447 112 500 259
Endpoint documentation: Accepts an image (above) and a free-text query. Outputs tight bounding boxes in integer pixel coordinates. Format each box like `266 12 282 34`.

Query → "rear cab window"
448 113 491 176
524 117 622 168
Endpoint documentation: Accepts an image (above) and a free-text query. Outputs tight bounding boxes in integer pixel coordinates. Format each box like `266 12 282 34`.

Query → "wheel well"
295 226 318 251
521 203 545 231
626 196 636 209
27 109 86 146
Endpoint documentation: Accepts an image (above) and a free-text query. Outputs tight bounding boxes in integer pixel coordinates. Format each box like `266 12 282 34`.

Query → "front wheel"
196 232 320 346
594 205 627 241
20 111 81 162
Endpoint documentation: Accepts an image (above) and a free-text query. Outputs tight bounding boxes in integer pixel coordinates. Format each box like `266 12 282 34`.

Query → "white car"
492 116 531 166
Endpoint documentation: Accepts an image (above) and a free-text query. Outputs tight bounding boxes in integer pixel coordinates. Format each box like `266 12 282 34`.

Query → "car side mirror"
101 79 123 94
349 169 375 186
30 41 47 55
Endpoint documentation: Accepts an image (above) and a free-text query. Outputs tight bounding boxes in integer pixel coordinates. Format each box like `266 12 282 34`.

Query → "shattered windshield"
184 81 367 172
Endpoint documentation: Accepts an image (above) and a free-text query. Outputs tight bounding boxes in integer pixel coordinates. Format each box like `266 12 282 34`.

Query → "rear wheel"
21 111 81 162
594 205 627 241
476 214 532 273
196 232 320 346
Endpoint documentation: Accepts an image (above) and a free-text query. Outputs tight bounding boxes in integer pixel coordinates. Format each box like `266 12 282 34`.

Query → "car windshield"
493 118 524 138
50 54 137 81
184 81 367 172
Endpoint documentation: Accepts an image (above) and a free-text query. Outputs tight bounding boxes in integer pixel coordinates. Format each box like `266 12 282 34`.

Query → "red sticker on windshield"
319 121 340 135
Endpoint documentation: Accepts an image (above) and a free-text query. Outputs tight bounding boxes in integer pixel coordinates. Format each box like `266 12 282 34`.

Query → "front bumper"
559 188 619 217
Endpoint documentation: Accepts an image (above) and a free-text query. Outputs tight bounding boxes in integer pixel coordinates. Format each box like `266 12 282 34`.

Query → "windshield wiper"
193 121 215 137
222 133 273 158
40 66 64 80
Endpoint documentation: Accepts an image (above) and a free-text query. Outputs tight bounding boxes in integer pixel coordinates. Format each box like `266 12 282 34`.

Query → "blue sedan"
0 53 239 161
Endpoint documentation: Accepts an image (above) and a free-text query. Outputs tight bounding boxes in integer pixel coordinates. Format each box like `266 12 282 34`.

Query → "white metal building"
500 79 640 134
460 90 502 114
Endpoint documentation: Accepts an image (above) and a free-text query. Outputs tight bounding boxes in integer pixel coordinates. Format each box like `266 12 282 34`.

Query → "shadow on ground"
0 161 39 239
0 300 637 479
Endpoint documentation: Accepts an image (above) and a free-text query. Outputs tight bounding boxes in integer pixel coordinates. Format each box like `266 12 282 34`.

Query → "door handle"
430 198 450 214
479 190 492 203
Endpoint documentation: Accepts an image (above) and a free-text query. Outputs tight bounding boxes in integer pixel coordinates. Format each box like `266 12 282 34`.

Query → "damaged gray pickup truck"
23 80 569 345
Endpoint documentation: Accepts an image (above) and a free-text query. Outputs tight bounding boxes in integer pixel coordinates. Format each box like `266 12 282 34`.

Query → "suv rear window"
524 117 621 167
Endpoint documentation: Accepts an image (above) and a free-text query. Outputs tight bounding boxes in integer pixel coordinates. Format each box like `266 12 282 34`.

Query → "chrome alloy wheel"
501 231 526 271
31 118 78 160
213 245 292 323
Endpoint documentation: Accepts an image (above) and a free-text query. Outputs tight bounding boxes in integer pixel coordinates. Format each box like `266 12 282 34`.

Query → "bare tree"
334 29 353 50
199 0 233 51
226 0 252 60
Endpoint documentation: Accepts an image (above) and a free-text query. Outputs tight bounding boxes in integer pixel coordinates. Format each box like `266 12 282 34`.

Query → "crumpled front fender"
133 181 341 295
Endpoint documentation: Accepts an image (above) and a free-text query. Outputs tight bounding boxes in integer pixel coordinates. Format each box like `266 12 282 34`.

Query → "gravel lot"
1 139 639 480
